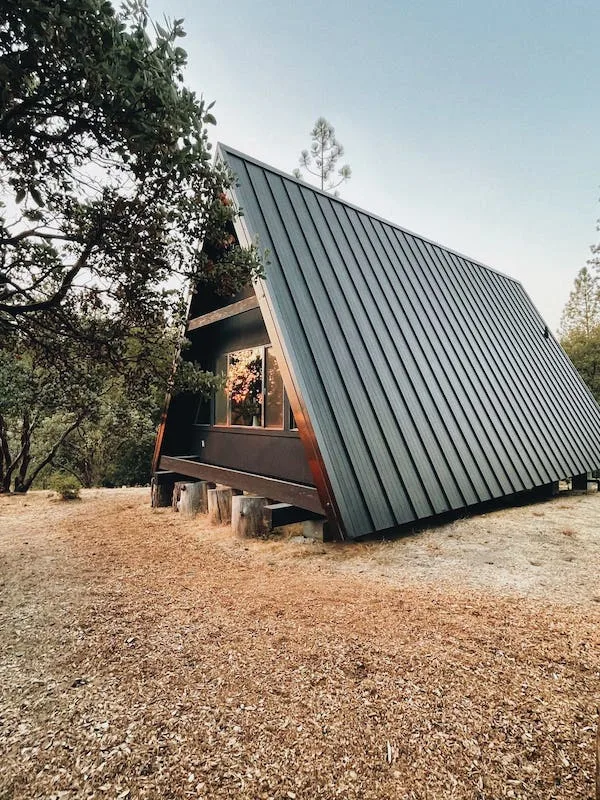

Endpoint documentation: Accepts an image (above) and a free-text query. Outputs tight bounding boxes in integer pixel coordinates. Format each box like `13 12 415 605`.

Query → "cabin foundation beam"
263 502 325 529
159 456 323 514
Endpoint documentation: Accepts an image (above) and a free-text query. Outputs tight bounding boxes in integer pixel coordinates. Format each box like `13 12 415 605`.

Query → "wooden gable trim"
187 295 259 332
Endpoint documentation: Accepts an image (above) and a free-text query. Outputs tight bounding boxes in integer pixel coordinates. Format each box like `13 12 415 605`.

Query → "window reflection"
214 353 228 425
226 347 263 426
211 346 288 429
265 346 283 427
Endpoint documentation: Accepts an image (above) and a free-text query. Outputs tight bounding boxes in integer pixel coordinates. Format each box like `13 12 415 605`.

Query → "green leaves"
172 360 223 397
0 0 259 492
0 0 232 336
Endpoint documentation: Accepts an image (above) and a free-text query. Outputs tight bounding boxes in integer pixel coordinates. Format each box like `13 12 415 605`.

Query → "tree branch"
20 412 88 491
0 239 96 315
1 228 83 246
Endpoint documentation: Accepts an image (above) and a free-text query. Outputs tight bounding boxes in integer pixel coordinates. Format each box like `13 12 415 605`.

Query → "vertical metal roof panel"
220 145 600 539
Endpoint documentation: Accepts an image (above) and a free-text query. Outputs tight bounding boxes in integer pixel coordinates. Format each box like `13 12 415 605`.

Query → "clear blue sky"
149 0 600 331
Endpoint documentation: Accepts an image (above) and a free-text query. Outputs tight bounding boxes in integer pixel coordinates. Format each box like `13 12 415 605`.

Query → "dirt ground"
0 487 599 799
309 491 600 607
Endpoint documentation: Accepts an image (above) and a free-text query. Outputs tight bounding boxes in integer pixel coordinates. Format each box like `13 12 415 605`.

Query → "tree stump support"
179 482 205 517
172 481 189 512
208 486 239 525
151 473 175 508
231 495 268 538
197 480 215 513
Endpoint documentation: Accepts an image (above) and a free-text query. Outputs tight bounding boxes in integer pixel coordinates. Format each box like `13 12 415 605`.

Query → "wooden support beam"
153 470 178 484
159 456 323 514
263 503 325 529
187 296 259 332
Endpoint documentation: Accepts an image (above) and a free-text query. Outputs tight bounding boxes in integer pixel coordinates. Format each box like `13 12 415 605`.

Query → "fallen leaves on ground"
0 488 598 799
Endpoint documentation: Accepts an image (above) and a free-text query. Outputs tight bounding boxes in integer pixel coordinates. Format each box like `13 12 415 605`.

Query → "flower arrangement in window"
225 348 263 425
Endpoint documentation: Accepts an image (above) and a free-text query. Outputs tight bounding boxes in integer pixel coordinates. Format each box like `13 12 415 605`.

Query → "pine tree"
559 266 600 338
559 266 600 402
293 117 351 194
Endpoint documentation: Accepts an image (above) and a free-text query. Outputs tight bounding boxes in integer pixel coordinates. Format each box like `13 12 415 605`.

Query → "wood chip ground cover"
0 488 598 799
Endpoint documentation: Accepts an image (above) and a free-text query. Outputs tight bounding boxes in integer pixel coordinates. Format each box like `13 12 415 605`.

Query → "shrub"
49 473 81 501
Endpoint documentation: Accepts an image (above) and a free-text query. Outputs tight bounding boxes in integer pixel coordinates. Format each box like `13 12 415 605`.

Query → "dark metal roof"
219 144 600 539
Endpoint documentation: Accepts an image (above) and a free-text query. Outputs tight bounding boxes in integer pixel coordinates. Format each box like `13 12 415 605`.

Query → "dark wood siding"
187 427 313 484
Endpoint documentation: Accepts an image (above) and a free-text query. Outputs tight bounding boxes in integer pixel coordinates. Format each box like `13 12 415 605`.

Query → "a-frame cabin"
153 144 600 540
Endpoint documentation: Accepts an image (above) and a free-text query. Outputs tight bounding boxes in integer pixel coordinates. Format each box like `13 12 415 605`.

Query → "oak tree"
0 0 258 490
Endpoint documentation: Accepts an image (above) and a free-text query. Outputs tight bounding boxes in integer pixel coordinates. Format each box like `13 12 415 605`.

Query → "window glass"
214 353 228 425
265 347 283 428
289 407 298 430
226 347 264 426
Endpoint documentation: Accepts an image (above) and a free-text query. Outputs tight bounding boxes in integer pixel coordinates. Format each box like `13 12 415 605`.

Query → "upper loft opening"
188 216 255 319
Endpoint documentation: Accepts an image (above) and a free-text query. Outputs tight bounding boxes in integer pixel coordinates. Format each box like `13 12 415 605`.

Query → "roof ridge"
217 142 522 287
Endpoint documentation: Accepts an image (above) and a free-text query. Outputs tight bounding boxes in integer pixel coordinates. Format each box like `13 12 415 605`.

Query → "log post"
231 495 268 538
196 480 215 514
151 474 174 508
208 486 235 525
172 481 188 512
179 482 205 517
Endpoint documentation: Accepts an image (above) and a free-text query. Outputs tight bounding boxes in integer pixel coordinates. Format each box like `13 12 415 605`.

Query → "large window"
213 346 284 428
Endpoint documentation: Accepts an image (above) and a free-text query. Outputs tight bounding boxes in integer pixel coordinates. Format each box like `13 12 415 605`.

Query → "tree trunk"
208 487 234 525
231 495 268 538
151 475 174 507
0 413 13 492
13 410 32 493
178 482 204 517
19 413 86 493
172 481 187 511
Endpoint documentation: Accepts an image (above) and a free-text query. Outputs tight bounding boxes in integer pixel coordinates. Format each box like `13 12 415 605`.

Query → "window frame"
199 344 287 431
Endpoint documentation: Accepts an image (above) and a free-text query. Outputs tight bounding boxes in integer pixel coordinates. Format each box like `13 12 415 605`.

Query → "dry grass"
0 488 599 799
